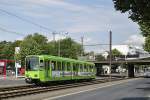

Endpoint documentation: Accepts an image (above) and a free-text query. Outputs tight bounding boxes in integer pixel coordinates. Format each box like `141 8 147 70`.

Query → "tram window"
86 65 88 72
45 61 49 68
67 62 71 71
39 60 44 68
91 66 94 72
40 60 44 67
90 65 92 72
51 61 56 70
73 64 75 71
62 62 65 71
92 66 94 72
84 65 88 72
76 64 79 71
87 65 89 72
79 64 83 72
57 62 61 71
82 64 84 72
80 64 84 72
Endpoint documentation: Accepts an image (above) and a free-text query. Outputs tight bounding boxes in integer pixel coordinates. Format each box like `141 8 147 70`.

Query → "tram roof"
26 55 94 65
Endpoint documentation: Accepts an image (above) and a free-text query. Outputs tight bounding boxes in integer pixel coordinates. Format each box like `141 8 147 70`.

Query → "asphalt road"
0 77 27 87
51 78 150 100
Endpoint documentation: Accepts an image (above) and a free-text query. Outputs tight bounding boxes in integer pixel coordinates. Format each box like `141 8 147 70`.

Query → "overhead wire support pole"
52 32 56 41
81 36 84 56
109 30 112 81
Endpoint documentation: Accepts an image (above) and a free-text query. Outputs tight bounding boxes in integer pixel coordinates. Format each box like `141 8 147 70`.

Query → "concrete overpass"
93 58 150 78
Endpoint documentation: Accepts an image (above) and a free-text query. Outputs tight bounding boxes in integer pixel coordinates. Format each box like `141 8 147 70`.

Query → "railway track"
0 84 35 92
0 77 128 99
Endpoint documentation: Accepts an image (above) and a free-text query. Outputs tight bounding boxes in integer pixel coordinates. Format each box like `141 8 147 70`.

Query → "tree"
144 35 150 52
107 49 122 60
19 34 43 65
1 43 14 59
56 38 83 59
18 34 83 65
95 54 105 61
113 0 150 36
112 49 122 56
0 41 15 59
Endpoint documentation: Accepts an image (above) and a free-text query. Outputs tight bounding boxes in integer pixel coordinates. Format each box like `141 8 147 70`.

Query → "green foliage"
107 49 122 60
19 33 44 65
0 33 83 65
144 35 150 52
55 38 83 59
95 54 105 61
139 22 150 37
113 0 150 36
0 41 15 59
112 49 122 56
1 43 14 59
17 33 83 65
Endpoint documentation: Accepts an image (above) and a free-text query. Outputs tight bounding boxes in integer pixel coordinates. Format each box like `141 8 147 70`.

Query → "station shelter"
0 60 15 78
0 59 25 79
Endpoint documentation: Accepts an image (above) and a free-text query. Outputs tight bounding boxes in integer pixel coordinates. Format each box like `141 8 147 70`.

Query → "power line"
0 26 25 36
83 43 139 46
84 44 109 46
0 8 52 32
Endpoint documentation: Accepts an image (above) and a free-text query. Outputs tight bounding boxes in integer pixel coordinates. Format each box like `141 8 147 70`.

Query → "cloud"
124 34 145 46
1 0 139 34
0 0 141 54
23 0 92 12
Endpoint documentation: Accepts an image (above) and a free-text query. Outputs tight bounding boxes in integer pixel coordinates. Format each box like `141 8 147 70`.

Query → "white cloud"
3 0 139 35
23 0 92 12
0 0 141 54
124 34 145 46
84 37 92 44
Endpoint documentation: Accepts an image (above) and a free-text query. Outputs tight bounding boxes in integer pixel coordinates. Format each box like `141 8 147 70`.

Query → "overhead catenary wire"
0 8 52 32
83 44 131 46
0 26 25 36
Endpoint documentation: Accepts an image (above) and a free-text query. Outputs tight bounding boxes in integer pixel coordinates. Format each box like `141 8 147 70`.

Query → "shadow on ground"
144 82 150 84
136 87 150 91
121 97 150 100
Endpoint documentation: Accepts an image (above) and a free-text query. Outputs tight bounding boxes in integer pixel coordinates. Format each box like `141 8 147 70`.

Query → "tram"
25 55 96 84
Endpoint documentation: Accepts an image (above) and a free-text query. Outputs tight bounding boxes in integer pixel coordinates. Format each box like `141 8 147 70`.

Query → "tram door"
44 60 50 79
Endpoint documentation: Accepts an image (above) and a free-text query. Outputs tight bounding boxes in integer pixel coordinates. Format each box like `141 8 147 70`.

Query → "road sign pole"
15 61 18 78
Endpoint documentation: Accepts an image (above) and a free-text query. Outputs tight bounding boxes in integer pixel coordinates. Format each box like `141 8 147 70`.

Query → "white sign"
15 47 20 54
15 62 21 68
0 62 4 66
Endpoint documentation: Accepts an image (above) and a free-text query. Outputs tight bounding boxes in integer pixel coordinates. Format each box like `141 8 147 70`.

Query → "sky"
0 0 145 52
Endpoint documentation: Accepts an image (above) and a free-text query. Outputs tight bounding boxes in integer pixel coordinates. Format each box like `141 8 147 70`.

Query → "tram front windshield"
26 57 39 71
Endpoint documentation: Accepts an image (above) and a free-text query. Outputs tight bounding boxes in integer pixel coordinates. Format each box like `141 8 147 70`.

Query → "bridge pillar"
127 64 134 78
95 64 103 76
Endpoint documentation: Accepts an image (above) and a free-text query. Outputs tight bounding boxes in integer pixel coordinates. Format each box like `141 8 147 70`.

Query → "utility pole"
52 32 56 41
58 39 60 56
52 32 57 56
81 36 84 56
109 30 112 81
58 32 68 57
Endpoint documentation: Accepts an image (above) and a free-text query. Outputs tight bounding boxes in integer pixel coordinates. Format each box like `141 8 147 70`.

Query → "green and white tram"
25 55 96 84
